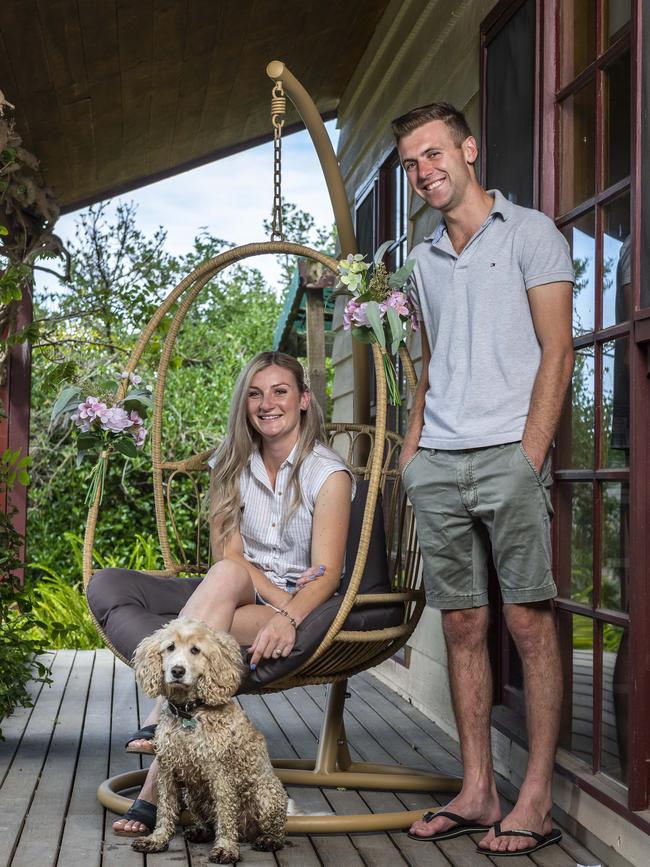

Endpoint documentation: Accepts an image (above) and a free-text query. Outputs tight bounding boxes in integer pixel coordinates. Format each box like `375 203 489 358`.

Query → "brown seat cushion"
240 480 404 691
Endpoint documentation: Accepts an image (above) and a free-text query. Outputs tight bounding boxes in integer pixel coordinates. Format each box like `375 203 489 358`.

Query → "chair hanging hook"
270 80 286 242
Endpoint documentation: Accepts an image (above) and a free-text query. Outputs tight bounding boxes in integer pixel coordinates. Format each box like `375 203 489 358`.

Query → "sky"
35 120 340 298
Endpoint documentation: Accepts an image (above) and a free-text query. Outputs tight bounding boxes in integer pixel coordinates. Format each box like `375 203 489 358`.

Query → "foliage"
29 201 333 582
0 449 52 738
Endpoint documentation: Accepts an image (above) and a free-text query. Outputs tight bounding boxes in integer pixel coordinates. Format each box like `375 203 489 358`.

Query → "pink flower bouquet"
51 372 152 506
338 242 418 405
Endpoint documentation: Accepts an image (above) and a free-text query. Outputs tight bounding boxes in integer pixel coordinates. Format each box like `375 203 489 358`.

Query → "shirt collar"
248 440 299 485
423 188 512 245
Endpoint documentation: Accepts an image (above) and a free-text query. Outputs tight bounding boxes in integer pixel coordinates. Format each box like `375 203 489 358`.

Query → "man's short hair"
391 102 473 146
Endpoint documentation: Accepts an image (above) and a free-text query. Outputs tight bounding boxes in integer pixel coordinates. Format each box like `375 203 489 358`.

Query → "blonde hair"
209 351 325 549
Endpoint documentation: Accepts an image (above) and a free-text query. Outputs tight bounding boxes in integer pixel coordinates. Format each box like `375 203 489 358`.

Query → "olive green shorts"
402 442 557 609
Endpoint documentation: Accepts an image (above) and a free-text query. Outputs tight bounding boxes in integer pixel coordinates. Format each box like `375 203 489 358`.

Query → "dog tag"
181 717 197 731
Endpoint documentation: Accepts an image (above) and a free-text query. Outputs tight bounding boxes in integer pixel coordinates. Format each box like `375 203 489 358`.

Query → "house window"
354 150 409 435
552 0 633 793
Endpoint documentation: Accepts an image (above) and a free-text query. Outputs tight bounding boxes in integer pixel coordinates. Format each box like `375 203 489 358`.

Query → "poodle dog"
130 618 287 863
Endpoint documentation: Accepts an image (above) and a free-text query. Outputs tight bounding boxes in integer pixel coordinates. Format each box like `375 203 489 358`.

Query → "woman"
87 351 353 835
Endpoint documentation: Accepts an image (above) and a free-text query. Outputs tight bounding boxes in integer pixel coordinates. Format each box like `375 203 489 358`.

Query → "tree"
29 203 282 579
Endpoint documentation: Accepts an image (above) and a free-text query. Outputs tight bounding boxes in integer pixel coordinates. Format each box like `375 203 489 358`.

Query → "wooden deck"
0 650 602 867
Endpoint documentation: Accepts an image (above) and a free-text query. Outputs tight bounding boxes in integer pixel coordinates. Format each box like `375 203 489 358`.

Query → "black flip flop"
407 809 492 842
124 723 157 754
113 798 157 837
476 821 562 856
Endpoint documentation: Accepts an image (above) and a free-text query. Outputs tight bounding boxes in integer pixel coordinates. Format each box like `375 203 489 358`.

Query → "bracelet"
277 608 298 629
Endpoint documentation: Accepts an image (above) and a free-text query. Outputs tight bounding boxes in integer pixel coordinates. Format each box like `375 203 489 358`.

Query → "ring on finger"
272 648 282 658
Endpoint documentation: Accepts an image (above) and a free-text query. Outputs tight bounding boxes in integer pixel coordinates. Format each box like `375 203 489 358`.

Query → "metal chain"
270 80 286 241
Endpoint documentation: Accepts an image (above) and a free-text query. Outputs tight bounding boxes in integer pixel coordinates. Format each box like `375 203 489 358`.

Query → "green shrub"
26 531 162 650
0 449 52 739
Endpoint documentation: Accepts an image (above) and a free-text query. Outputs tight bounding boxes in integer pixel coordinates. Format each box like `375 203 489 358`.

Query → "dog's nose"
171 665 186 680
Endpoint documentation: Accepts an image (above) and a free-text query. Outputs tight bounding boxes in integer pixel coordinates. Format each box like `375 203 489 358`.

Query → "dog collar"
165 698 204 730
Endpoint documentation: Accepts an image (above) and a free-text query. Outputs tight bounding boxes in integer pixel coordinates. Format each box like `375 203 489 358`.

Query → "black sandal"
124 723 157 754
113 798 157 836
476 821 562 856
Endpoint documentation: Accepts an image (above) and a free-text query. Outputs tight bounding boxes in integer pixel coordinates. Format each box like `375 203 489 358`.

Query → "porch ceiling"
0 0 390 213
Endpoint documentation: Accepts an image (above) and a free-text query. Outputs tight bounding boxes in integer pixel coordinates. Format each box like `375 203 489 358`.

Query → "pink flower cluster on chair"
72 397 146 446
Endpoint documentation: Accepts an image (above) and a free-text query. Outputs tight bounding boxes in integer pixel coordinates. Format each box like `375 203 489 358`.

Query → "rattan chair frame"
83 242 459 831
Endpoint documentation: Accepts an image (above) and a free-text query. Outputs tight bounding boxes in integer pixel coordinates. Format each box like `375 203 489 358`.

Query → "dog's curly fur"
130 618 287 863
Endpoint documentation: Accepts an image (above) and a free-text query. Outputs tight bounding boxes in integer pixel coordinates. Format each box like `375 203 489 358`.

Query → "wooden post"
305 286 327 415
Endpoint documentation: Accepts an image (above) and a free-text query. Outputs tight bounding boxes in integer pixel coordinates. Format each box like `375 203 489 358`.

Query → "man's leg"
409 605 501 837
478 601 561 854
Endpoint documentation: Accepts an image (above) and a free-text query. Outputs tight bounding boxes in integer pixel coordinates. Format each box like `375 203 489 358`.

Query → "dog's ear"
199 630 244 705
133 631 164 697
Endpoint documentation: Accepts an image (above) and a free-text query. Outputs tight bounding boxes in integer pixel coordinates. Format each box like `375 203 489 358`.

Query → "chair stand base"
98 767 461 832
99 680 462 832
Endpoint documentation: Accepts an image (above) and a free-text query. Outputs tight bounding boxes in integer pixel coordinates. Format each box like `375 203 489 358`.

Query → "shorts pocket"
401 449 421 487
518 445 554 517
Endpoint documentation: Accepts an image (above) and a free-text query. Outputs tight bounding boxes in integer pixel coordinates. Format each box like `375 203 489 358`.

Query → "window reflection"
601 624 629 784
602 193 631 328
601 482 629 612
559 610 594 765
557 482 594 603
560 81 596 214
560 0 596 84
604 52 631 188
602 338 630 467
568 349 595 468
564 212 595 335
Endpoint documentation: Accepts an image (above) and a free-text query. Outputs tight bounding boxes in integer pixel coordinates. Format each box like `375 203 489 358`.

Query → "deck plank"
0 650 74 867
57 650 114 867
0 657 49 785
102 656 147 867
0 653 604 867
11 650 95 867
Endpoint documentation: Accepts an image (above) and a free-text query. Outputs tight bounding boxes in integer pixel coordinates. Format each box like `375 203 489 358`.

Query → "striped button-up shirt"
231 441 354 590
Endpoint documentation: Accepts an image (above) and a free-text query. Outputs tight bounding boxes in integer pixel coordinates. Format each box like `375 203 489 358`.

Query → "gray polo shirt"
408 189 574 449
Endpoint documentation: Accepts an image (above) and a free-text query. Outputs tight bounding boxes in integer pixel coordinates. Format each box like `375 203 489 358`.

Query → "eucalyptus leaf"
50 386 82 424
373 240 394 267
76 432 102 451
124 387 153 412
114 437 138 459
386 307 404 355
388 258 416 288
364 301 386 348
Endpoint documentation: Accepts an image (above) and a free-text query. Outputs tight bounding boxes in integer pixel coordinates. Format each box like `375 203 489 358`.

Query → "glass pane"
564 211 595 334
560 81 596 214
602 192 632 328
602 339 630 465
559 610 594 766
601 482 630 613
605 0 631 47
604 52 631 188
560 0 596 84
355 187 376 261
557 482 594 602
485 0 535 207
601 624 629 784
569 349 595 468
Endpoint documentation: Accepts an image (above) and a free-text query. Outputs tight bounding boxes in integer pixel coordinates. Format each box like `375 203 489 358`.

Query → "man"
394 102 574 856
